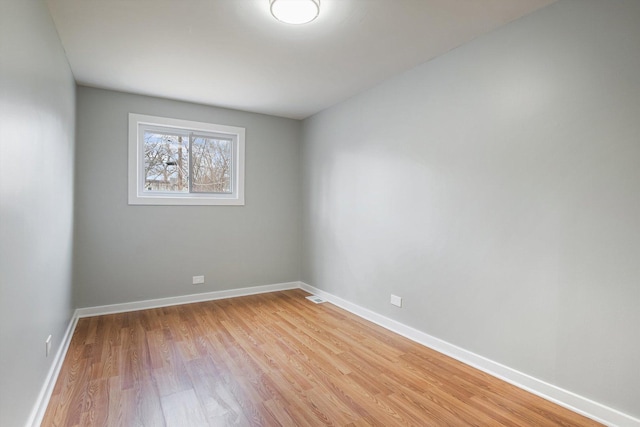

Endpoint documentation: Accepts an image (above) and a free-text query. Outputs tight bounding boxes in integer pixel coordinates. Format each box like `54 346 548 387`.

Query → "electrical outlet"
45 335 52 357
192 275 205 285
390 294 402 307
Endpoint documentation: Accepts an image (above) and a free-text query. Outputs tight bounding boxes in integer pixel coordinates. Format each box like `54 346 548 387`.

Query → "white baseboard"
75 281 301 318
300 282 639 427
26 312 78 427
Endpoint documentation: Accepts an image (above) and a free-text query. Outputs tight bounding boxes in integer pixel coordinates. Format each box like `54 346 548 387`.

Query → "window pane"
191 136 232 193
143 131 189 193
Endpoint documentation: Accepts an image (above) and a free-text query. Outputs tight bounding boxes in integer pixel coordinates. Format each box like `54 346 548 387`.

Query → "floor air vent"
305 295 326 304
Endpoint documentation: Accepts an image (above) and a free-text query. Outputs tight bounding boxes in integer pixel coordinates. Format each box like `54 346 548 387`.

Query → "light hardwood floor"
42 289 601 426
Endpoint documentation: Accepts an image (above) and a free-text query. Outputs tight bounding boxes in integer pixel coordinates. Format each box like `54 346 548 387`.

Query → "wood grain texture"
42 289 602 426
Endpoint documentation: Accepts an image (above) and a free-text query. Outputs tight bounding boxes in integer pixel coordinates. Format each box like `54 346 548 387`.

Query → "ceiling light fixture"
270 0 320 25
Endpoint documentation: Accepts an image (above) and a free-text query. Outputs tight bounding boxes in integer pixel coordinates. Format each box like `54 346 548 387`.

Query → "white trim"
128 113 245 206
299 282 640 427
75 281 301 318
26 312 79 427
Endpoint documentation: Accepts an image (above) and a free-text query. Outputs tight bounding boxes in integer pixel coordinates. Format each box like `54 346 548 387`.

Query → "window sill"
128 194 245 206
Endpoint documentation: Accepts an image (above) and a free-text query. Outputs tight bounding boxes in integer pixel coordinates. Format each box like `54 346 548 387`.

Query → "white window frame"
128 113 245 206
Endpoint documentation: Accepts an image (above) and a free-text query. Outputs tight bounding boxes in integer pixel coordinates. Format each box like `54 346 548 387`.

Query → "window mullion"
188 132 194 194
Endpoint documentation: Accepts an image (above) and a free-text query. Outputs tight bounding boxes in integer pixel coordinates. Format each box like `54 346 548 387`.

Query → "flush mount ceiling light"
270 0 320 25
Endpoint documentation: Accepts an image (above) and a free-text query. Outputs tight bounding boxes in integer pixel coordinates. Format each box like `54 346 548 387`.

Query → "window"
128 114 245 205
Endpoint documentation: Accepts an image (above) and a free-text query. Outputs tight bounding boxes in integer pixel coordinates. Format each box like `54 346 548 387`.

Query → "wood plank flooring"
42 289 601 426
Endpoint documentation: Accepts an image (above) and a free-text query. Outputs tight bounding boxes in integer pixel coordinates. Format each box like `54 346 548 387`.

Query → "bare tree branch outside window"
191 137 231 193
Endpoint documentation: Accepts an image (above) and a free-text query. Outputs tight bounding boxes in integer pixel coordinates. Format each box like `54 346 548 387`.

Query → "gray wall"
302 0 640 418
0 0 76 426
74 87 301 307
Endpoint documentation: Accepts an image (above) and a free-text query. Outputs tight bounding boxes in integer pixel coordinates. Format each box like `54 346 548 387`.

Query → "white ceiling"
46 0 555 119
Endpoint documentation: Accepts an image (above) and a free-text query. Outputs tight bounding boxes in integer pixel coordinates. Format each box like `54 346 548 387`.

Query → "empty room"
1 0 639 426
